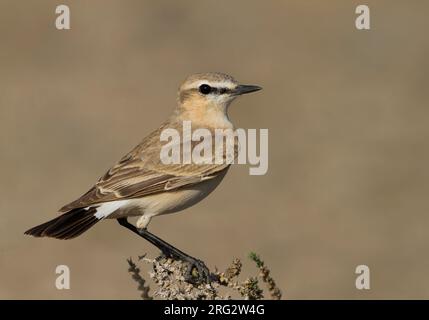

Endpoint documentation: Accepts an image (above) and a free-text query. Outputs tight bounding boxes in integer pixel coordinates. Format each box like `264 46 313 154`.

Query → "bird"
25 72 262 283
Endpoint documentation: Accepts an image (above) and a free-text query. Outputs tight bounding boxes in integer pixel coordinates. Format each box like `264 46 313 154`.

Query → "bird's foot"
185 257 212 285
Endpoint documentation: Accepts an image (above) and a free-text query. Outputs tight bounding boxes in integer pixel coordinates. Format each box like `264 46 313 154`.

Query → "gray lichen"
127 253 282 300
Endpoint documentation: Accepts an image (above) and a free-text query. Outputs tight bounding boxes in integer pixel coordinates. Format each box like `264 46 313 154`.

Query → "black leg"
117 218 210 284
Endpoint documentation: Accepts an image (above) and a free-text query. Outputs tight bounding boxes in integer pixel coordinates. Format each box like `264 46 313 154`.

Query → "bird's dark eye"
199 84 212 95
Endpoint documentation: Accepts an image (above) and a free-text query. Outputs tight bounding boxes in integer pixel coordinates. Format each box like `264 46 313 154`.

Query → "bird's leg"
117 217 211 284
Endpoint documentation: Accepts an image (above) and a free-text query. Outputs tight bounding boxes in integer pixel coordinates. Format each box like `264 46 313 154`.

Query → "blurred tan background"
1 0 429 299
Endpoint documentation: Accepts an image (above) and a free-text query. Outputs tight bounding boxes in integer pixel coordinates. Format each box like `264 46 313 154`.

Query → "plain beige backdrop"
1 1 429 299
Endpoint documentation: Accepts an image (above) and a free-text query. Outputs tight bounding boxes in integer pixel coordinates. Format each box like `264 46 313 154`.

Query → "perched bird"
25 72 262 283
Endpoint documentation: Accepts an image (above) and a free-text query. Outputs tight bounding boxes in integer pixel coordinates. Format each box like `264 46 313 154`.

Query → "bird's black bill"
234 84 262 95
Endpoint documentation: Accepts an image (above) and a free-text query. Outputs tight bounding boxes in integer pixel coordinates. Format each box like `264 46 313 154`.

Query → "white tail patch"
93 200 129 219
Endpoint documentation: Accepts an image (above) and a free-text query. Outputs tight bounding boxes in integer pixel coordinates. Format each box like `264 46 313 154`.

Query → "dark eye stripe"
216 87 231 94
197 86 232 95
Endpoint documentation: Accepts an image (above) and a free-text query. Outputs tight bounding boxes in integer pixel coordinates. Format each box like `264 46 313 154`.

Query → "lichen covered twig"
127 253 282 300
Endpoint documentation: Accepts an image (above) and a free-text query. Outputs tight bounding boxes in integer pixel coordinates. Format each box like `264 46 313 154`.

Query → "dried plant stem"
249 252 282 300
127 257 152 300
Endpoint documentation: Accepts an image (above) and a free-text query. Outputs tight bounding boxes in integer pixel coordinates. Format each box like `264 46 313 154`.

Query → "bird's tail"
24 207 99 240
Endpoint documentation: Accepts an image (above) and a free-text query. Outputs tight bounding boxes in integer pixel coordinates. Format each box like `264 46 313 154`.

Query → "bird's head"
175 73 262 127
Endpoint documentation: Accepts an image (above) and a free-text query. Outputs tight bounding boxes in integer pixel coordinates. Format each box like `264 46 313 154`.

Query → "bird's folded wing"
59 158 229 213
59 122 237 213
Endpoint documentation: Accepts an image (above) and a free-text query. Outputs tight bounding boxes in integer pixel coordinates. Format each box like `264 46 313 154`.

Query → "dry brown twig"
127 253 282 300
127 256 152 300
249 252 282 300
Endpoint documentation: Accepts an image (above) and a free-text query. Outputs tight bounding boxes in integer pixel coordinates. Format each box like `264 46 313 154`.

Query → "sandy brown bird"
25 72 262 283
